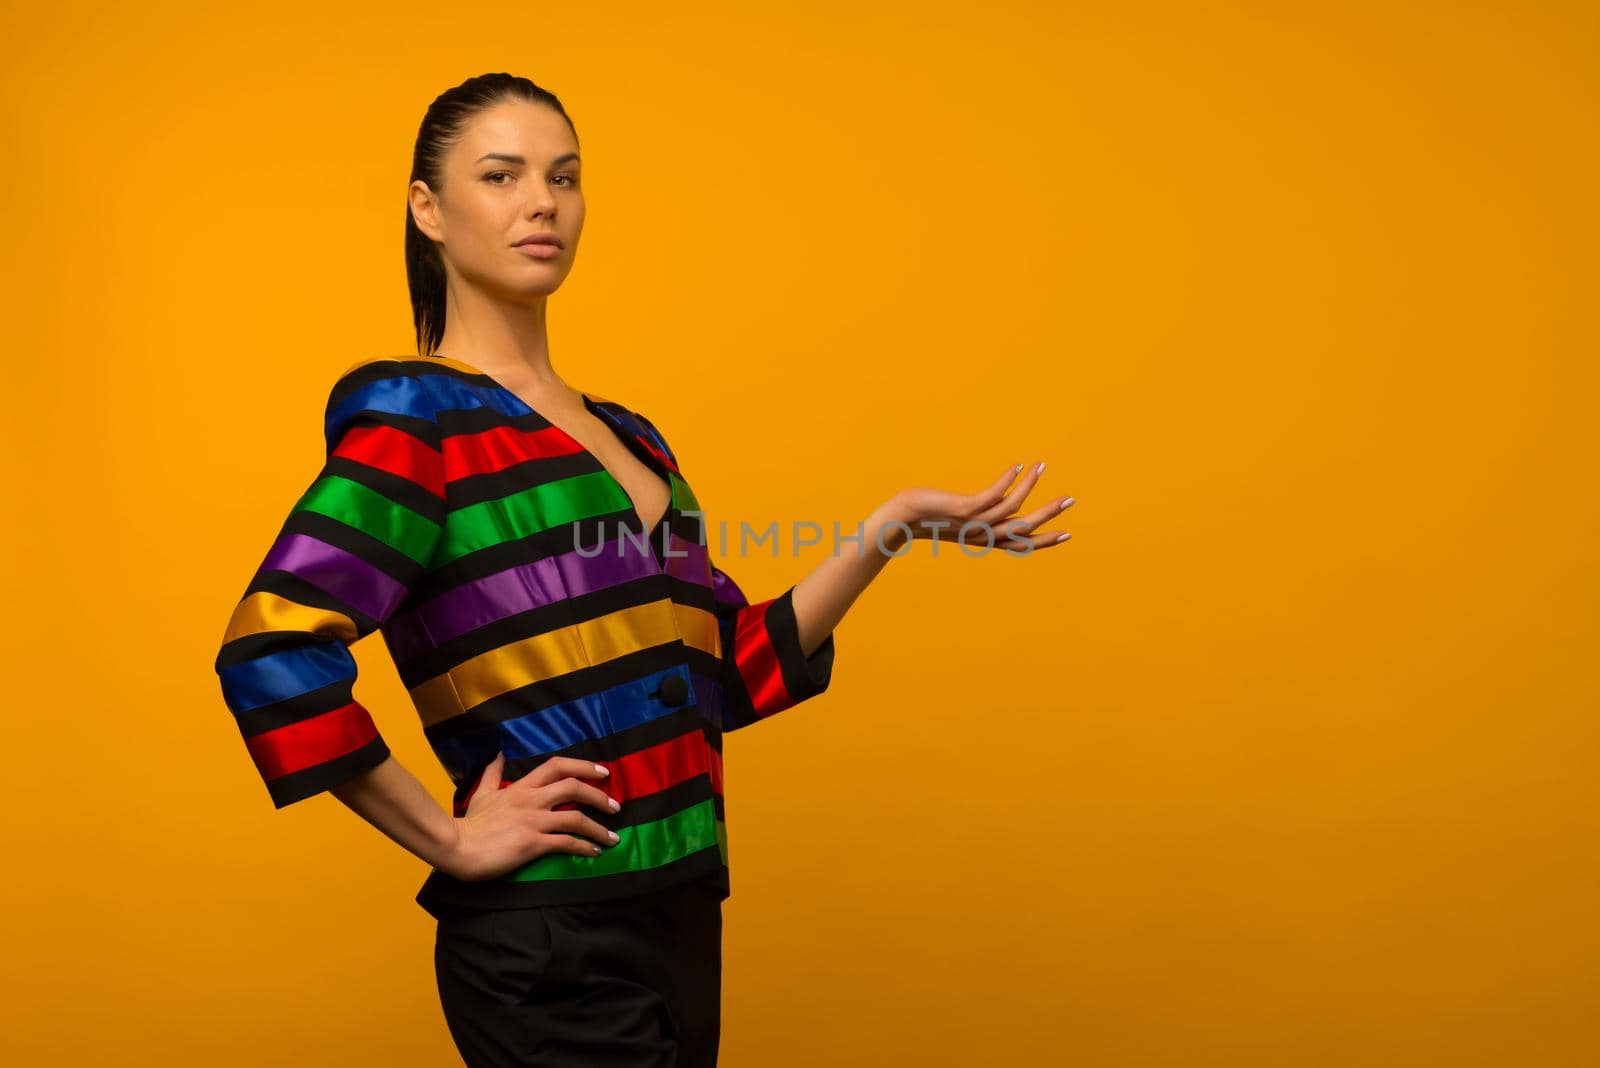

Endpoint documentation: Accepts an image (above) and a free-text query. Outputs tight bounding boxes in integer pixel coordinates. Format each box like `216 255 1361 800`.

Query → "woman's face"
410 99 585 299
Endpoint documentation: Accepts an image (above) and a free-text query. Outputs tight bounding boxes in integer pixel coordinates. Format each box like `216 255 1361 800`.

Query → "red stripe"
730 600 791 718
633 433 681 475
550 729 710 810
707 745 724 796
334 425 445 497
247 701 379 780
454 729 713 817
443 424 585 481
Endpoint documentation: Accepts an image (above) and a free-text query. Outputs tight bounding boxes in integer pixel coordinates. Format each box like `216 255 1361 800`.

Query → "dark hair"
405 73 579 358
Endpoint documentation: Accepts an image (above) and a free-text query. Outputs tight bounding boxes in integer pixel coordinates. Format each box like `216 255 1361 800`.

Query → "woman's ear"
409 179 444 243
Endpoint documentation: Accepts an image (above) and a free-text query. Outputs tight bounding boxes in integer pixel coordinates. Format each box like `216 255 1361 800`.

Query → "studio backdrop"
2 2 1595 1066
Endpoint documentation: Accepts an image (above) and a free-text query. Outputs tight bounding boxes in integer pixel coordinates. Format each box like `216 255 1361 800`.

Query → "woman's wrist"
866 496 915 556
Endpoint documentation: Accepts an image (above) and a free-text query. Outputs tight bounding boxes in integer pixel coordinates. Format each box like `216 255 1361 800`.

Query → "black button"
656 675 689 707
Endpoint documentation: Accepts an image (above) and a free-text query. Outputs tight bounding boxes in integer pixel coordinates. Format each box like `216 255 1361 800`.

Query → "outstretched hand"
882 462 1073 554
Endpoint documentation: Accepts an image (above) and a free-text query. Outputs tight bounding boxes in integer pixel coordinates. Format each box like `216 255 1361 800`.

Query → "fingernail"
1014 463 1023 473
1060 498 1073 510
609 797 621 811
608 830 620 842
1055 532 1071 542
1036 462 1046 475
594 764 609 775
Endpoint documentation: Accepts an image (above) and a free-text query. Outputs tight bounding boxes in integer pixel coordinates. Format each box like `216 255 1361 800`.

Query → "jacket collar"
582 393 678 478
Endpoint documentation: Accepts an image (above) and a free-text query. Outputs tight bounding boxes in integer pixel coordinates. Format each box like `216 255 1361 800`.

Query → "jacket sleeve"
707 568 836 732
629 410 836 732
213 361 447 809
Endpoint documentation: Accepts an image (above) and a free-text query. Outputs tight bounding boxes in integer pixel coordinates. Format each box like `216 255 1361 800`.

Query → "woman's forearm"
789 501 907 658
330 755 463 872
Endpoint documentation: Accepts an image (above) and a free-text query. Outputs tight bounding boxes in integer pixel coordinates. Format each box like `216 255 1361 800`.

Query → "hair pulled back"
406 73 578 357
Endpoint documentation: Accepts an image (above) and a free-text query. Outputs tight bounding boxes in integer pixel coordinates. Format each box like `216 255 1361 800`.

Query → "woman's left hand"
877 462 1074 555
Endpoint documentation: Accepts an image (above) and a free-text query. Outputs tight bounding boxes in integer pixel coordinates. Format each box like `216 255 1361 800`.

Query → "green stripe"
670 471 700 514
502 797 722 883
294 475 440 563
435 471 630 566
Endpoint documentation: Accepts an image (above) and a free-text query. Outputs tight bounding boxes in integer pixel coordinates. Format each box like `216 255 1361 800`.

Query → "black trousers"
434 876 723 1067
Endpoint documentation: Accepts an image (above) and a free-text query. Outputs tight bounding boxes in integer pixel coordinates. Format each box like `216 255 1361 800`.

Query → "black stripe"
664 572 718 614
218 577 379 677
281 510 430 581
629 410 680 466
462 767 716 835
234 568 376 627
234 675 358 738
415 841 728 913
405 507 650 604
324 361 416 412
422 643 694 742
445 449 599 508
329 408 438 452
264 733 390 810
766 586 835 706
443 404 554 437
324 455 444 520
394 569 674 682
584 399 672 480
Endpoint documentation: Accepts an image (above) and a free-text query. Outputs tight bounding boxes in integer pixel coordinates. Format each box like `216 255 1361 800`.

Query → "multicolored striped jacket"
213 355 837 915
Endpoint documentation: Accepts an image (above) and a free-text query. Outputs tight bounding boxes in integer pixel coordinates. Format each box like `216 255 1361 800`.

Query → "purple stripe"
384 532 707 662
662 533 710 584
706 555 750 613
259 532 405 622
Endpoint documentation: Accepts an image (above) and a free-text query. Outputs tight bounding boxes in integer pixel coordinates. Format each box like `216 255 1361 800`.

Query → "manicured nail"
1060 498 1074 510
1014 463 1023 473
609 797 621 811
594 764 609 775
608 830 620 842
1055 532 1071 542
1036 462 1045 475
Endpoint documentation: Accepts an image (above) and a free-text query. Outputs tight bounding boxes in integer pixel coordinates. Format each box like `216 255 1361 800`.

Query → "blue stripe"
416 372 533 420
633 413 676 464
324 374 439 445
428 664 700 779
219 642 358 713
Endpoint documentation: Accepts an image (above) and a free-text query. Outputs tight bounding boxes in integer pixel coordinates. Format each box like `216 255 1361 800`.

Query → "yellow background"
3 1 1595 1064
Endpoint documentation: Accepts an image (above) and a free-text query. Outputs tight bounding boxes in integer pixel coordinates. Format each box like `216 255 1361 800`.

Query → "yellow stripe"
337 355 405 378
222 590 358 645
411 354 484 376
410 672 466 726
413 599 692 727
674 601 721 658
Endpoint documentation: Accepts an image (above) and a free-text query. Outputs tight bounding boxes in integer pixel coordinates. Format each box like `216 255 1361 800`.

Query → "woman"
214 72 1073 1067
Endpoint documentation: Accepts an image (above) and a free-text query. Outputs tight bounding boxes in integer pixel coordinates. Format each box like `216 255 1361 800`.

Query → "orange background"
3 2 1596 1065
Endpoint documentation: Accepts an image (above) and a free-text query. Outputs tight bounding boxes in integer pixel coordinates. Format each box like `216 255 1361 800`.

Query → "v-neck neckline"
419 354 674 564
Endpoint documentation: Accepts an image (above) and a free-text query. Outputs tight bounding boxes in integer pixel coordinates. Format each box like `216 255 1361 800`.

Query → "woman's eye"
485 171 575 187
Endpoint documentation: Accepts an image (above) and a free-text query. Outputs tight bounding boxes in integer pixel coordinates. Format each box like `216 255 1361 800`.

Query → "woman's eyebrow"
474 151 582 167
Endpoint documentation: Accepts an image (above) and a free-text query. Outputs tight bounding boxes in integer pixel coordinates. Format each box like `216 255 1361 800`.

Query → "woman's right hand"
438 752 622 881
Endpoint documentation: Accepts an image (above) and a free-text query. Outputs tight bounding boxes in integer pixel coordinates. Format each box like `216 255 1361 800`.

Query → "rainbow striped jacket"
213 355 836 914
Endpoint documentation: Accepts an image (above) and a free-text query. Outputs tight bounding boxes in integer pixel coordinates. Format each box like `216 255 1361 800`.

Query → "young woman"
214 72 1073 1068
